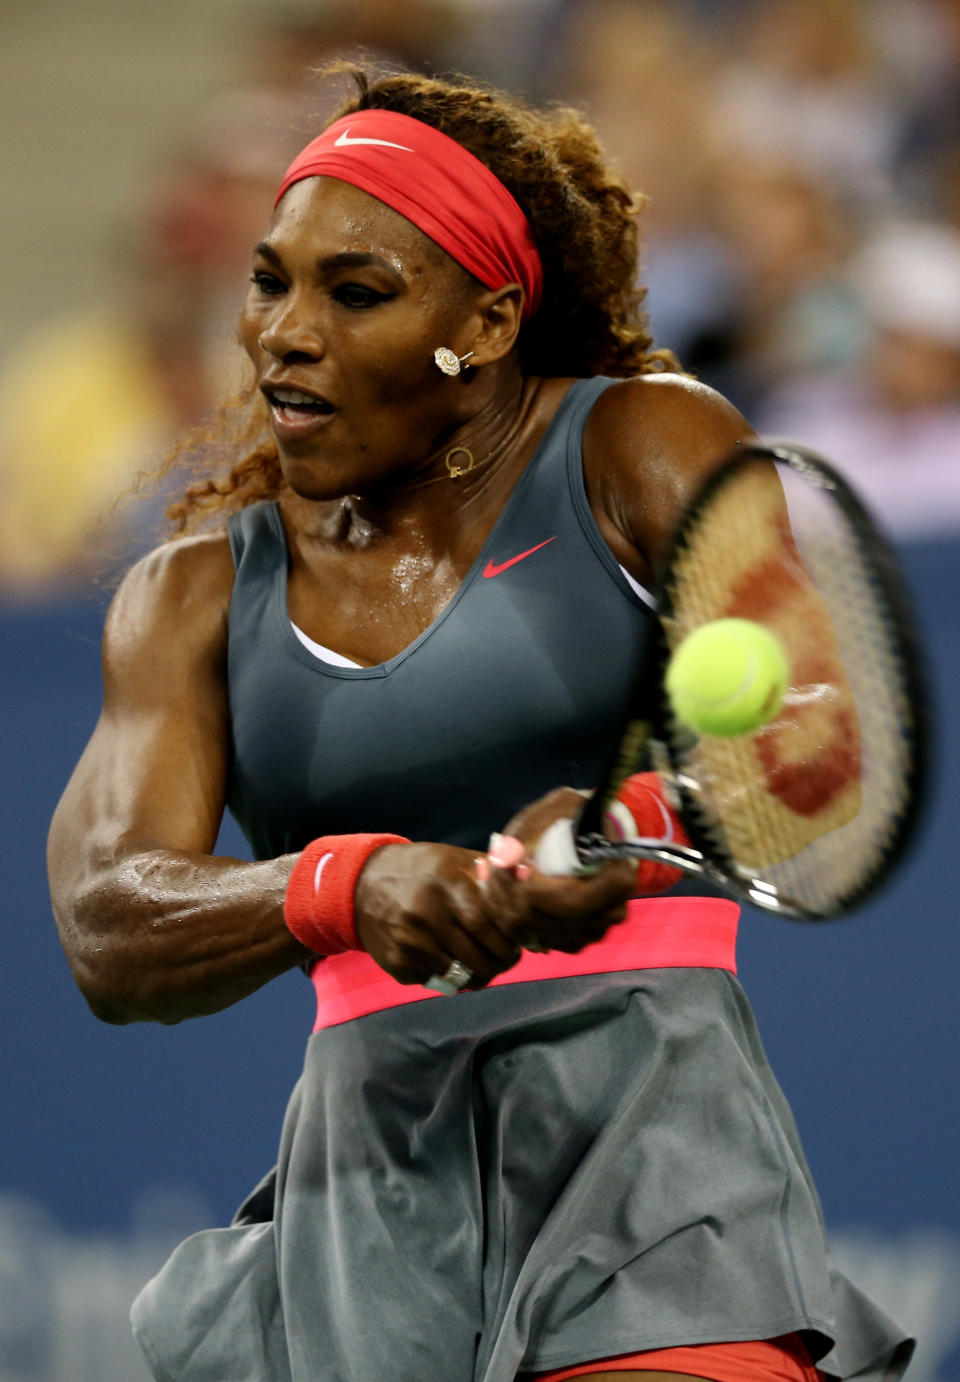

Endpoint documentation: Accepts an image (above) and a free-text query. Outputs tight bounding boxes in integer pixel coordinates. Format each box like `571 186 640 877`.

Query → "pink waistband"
308 897 739 1031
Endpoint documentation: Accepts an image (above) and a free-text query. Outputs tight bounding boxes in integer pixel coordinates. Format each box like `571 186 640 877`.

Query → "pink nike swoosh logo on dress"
483 538 557 578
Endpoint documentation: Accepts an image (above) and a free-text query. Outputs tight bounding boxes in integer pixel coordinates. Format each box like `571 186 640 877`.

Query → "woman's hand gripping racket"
535 441 929 920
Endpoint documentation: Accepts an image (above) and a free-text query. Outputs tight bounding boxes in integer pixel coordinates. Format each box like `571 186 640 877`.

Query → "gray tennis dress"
131 378 913 1381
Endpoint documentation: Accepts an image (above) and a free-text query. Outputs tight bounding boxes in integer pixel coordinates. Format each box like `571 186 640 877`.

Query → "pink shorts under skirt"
528 1331 825 1380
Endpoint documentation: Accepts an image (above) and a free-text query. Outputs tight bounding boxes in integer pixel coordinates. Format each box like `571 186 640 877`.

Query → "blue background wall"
2 538 958 1379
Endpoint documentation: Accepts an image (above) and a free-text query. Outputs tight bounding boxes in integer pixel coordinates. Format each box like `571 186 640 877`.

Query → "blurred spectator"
757 222 960 541
438 0 568 95
554 0 738 364
550 0 877 406
881 0 960 219
0 90 307 595
245 1 461 90
704 154 867 413
712 0 899 215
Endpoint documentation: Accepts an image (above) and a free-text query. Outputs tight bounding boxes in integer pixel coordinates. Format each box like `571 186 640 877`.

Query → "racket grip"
534 817 588 877
534 776 688 890
534 799 653 876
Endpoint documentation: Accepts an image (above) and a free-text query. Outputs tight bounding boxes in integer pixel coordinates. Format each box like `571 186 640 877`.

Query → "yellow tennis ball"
665 618 789 737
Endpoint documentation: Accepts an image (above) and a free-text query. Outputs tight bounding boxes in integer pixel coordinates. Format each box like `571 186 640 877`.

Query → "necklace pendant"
445 446 476 478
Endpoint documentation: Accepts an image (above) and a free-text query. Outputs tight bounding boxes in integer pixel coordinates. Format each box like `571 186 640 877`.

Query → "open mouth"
266 387 336 418
263 386 338 437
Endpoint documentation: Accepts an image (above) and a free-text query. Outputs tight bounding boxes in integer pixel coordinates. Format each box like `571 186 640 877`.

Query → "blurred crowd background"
2 0 960 594
2 3 960 1381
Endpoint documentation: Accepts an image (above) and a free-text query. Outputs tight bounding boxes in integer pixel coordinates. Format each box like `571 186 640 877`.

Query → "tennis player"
48 68 912 1382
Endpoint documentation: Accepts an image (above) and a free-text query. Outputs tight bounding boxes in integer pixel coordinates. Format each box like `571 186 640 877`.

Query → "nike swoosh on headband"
483 538 557 578
334 129 415 151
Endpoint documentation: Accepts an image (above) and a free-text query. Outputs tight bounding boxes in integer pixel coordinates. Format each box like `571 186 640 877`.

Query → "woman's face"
240 176 479 500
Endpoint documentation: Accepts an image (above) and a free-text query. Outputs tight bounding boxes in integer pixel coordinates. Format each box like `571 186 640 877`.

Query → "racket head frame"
570 439 931 921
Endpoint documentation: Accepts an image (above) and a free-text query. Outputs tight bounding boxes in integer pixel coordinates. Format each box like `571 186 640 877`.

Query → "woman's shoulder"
581 373 756 575
587 373 753 464
103 530 235 673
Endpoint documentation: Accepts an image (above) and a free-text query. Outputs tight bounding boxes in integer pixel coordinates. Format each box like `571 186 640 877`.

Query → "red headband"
274 110 543 319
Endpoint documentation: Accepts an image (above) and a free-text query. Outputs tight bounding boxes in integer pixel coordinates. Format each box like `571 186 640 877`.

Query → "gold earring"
434 347 474 377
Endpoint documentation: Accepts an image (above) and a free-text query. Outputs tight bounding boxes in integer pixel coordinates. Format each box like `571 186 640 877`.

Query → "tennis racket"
534 440 929 920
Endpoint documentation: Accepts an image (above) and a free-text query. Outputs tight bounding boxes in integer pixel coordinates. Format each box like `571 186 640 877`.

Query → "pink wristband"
614 773 689 894
283 834 409 955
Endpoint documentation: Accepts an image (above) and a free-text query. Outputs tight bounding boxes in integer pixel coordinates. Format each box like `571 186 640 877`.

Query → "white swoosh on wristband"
334 130 414 151
313 851 334 895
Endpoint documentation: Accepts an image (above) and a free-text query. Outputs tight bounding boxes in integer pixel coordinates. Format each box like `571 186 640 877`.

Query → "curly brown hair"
164 65 680 532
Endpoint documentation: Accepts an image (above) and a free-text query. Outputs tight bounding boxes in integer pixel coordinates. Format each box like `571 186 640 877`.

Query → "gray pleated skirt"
131 970 913 1381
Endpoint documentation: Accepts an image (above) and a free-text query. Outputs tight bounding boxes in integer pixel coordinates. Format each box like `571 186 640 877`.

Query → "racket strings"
660 455 920 916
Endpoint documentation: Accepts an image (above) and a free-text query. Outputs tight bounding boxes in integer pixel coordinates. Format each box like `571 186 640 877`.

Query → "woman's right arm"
47 534 310 1026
